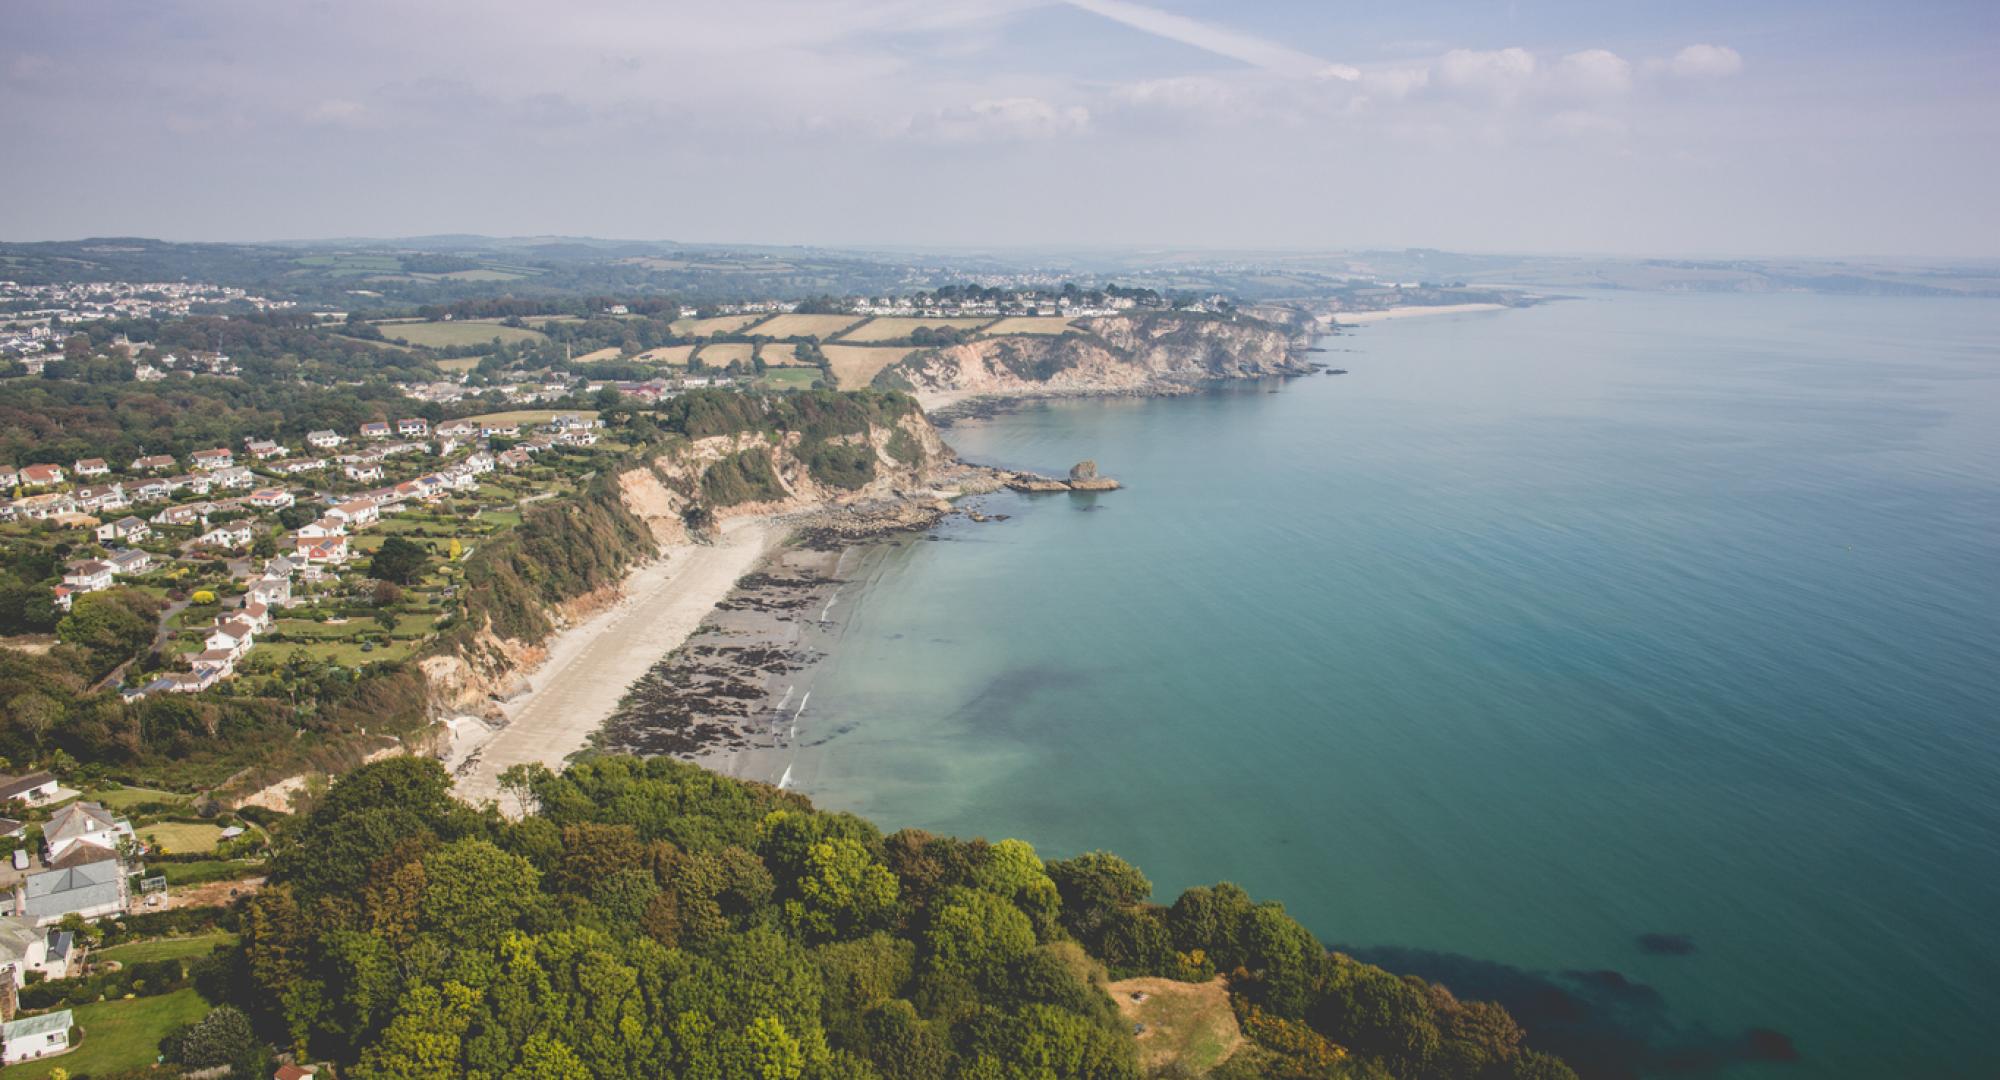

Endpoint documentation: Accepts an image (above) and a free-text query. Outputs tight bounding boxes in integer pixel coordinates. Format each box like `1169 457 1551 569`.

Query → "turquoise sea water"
784 291 2000 1078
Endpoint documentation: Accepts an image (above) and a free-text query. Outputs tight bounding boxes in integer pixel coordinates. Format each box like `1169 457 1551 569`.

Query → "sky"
4 0 1998 257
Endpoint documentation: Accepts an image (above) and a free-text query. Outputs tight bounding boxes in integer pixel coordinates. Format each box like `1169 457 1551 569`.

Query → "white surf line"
777 762 794 790
820 585 842 623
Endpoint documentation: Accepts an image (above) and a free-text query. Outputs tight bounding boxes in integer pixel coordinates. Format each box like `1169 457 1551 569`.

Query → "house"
206 620 256 656
326 499 379 528
436 420 479 439
239 601 272 632
359 421 392 439
72 483 127 512
197 522 255 549
293 517 345 540
189 649 237 678
244 438 286 460
397 417 429 436
479 421 520 438
344 463 384 483
131 454 177 472
151 503 205 527
0 467 14 490
139 669 220 696
174 473 213 496
42 802 133 864
49 586 71 612
306 429 345 449
274 1064 319 1080
106 549 152 577
211 466 255 490
247 573 293 608
1 1008 73 1063
294 534 348 564
131 478 174 502
17 465 64 488
191 448 233 471
498 447 531 469
7 493 76 521
95 515 151 543
21 859 126 925
72 458 109 478
248 488 296 510
61 561 113 594
0 773 59 807
0 916 49 990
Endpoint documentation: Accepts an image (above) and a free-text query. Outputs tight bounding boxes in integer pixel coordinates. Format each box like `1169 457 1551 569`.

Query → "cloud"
1063 0 1357 80
908 96 1091 142
1663 44 1744 79
1553 49 1634 98
1434 47 1538 102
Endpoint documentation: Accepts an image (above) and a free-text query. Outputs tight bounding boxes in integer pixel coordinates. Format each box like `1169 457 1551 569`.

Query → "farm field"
2 988 211 1080
838 316 993 342
695 342 755 367
670 314 762 337
372 319 547 348
434 357 482 373
97 931 238 966
822 345 917 389
981 316 1081 335
746 313 863 339
634 345 694 365
573 346 624 362
756 343 817 366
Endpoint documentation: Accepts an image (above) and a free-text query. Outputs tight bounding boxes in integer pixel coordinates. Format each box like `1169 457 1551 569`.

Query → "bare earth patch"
1107 976 1243 1074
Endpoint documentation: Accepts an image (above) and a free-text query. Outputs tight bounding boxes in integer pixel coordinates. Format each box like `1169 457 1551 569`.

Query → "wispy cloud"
1063 0 1357 80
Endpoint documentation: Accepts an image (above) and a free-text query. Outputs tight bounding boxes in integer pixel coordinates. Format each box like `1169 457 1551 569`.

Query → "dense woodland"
221 755 1577 1080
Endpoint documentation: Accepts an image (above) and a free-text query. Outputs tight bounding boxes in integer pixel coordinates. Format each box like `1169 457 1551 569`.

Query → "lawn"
837 316 994 342
96 931 238 966
435 356 483 373
981 316 1083 335
756 368 822 390
85 785 191 811
157 859 264 886
746 313 863 339
259 639 415 666
460 409 598 427
135 821 226 855
1 988 211 1080
822 345 918 389
373 320 547 348
670 314 762 337
1108 977 1243 1074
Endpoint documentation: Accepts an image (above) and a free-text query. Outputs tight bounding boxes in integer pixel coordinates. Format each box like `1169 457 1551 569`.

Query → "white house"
205 619 257 657
248 488 295 510
397 417 430 436
106 548 152 577
247 573 293 608
131 454 177 472
244 439 287 460
0 773 60 807
197 522 255 549
359 421 392 439
307 429 345 449
190 448 234 471
22 858 127 926
72 457 110 478
96 515 151 543
61 560 113 594
326 500 379 528
345 463 384 483
41 801 134 863
211 466 255 490
1 1008 73 1064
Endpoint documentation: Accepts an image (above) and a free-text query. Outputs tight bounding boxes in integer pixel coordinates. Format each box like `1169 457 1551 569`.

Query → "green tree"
420 839 544 947
370 536 430 585
925 888 1035 987
788 837 900 941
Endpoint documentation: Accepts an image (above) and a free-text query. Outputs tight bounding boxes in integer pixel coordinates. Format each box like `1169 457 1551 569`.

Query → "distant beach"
1332 302 1508 325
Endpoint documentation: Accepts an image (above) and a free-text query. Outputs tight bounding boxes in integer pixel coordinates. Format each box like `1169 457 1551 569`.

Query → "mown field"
97 931 238 966
373 319 547 348
2 988 210 1080
757 343 814 366
755 368 822 390
981 316 1081 335
573 346 625 363
135 821 226 855
748 314 864 339
838 316 993 342
670 314 762 337
694 342 755 367
822 345 917 389
635 345 695 365
459 409 598 427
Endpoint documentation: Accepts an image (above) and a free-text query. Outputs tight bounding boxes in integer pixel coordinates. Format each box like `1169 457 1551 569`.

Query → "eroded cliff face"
883 312 1314 401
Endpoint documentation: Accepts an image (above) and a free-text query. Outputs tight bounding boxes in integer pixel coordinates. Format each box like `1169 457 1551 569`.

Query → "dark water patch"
1638 933 1698 956
1346 945 1795 1079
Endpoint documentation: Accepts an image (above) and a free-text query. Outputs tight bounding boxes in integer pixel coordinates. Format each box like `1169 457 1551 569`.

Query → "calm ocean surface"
784 291 2000 1078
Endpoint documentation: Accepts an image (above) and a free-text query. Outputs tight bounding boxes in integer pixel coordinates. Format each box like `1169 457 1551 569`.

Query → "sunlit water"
781 291 2000 1078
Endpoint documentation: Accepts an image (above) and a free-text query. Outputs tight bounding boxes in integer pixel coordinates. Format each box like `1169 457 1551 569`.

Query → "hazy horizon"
6 0 1998 258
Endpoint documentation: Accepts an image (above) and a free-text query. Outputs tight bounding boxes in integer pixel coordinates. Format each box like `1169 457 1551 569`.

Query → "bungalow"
8 493 76 520
131 478 174 502
397 417 430 436
61 561 113 594
248 488 296 510
131 454 177 473
359 421 392 439
0 772 59 807
190 448 234 471
245 439 287 460
211 466 255 490
556 430 599 447
106 549 152 577
1 1008 73 1063
436 420 479 439
479 422 521 438
18 464 64 488
95 515 151 543
189 649 237 678
22 859 126 926
197 522 255 549
463 451 496 474
293 517 345 540
140 669 219 696
344 462 384 483
72 458 109 478
498 447 531 469
151 503 206 527
173 473 213 496
42 801 133 864
306 429 345 449
326 499 379 528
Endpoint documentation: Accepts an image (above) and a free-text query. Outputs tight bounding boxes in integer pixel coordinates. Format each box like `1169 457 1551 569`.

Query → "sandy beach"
1333 302 1508 325
452 516 780 808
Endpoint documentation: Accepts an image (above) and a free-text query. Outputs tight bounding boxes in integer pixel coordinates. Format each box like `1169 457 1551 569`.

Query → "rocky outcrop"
1002 461 1122 493
880 311 1314 404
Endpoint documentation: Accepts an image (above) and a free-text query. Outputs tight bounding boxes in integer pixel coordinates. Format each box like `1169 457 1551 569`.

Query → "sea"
776 290 2000 1078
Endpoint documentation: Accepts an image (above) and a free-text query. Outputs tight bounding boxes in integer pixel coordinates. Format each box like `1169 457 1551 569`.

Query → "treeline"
219 755 1577 1079
453 470 657 643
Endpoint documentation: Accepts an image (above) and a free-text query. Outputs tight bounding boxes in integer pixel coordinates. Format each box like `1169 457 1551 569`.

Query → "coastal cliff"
879 310 1316 405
